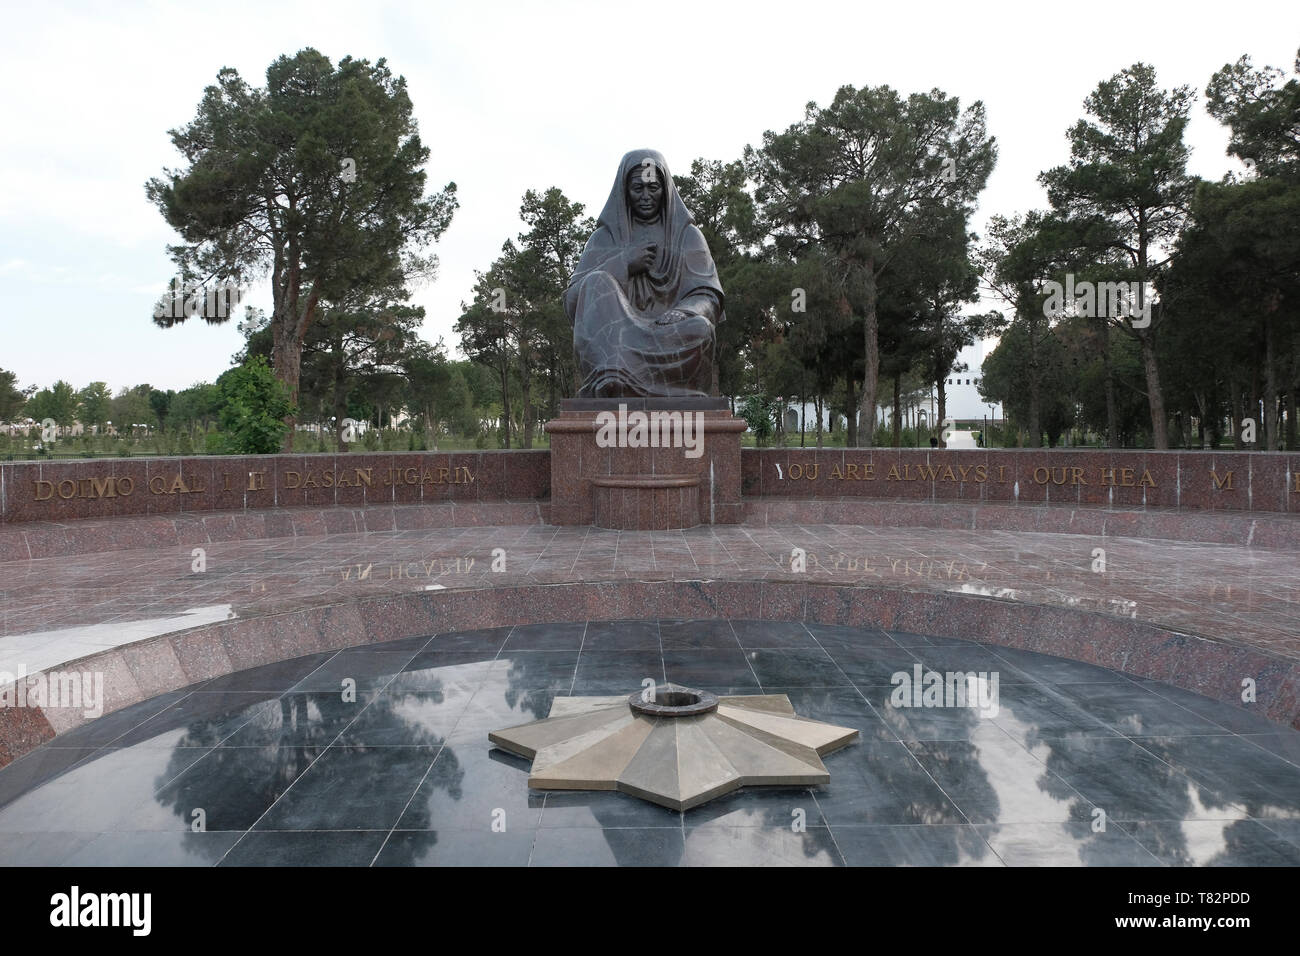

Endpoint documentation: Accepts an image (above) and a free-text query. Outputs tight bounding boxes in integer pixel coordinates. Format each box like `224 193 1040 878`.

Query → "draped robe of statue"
564 149 724 398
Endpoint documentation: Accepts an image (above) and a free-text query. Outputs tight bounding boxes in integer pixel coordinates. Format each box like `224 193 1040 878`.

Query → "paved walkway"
2 520 1298 676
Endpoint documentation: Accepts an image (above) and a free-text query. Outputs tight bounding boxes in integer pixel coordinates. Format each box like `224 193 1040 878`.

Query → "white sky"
1 0 1296 394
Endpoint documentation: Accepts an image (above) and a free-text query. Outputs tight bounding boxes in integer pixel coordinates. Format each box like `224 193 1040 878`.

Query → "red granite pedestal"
544 398 747 529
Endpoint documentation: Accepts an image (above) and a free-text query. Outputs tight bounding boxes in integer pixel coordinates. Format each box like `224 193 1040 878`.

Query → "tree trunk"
845 369 859 447
520 376 534 449
855 264 879 448
333 360 349 452
1290 328 1300 450
799 385 806 448
1137 331 1168 449
1100 323 1117 448
1026 372 1041 451
1287 388 1297 452
1264 315 1278 451
815 392 823 449
499 351 512 450
936 380 948 448
272 317 303 453
1230 380 1243 449
892 375 902 448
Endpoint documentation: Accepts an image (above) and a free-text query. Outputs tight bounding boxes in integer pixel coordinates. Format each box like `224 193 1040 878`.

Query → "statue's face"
626 167 664 222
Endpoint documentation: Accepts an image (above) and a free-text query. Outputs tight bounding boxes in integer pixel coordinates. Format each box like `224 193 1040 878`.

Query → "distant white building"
940 340 1002 423
777 339 1003 433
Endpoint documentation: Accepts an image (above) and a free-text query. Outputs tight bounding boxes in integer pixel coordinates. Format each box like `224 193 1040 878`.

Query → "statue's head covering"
596 149 695 311
597 149 693 238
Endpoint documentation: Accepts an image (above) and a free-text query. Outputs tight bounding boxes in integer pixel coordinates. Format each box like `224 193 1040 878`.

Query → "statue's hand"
627 243 657 276
655 308 691 326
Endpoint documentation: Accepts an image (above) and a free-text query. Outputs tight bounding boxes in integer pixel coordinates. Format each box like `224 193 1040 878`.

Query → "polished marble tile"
1055 682 1231 737
662 649 760 689
1036 736 1248 822
580 620 661 651
987 684 1119 740
539 791 682 829
398 735 542 832
658 619 739 650
762 686 895 741
975 821 1161 866
812 740 965 826
502 622 586 651
0 831 100 866
217 691 372 747
682 825 844 866
833 824 1003 866
833 646 920 685
196 653 335 693
255 745 440 831
730 620 818 649
1128 735 1300 817
288 651 418 693
0 746 100 808
375 828 535 866
41 691 192 749
1121 819 1300 866
906 730 1096 824
5 615 1298 866
65 830 241 866
531 826 684 866
110 691 281 749
989 648 1141 685
424 627 511 653
747 647 848 687
218 830 388 866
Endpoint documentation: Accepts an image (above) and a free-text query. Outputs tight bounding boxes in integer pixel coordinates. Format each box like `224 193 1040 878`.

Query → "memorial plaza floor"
2 504 1299 866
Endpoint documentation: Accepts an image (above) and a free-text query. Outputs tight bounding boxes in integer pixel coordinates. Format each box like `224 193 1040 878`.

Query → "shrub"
215 356 295 454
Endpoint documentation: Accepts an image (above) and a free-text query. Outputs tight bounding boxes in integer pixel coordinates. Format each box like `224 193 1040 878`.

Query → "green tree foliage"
1039 63 1195 449
403 340 477 446
739 394 777 446
26 381 79 430
676 158 765 398
110 385 159 433
456 188 591 447
146 48 457 449
148 388 174 430
214 356 296 454
980 319 1069 446
77 382 113 431
1207 47 1300 179
1161 178 1300 449
747 84 995 446
169 383 223 431
0 369 31 423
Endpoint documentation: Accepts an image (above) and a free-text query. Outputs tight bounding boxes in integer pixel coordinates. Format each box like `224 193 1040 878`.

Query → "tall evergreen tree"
146 48 457 449
1039 63 1195 449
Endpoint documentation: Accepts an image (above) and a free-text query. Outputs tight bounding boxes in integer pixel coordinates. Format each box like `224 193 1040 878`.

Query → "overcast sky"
1 0 1297 395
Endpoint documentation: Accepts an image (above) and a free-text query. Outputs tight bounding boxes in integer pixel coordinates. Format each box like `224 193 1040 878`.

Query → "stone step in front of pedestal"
591 473 700 530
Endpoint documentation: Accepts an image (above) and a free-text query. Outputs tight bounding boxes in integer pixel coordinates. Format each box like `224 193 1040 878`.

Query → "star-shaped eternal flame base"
488 683 859 811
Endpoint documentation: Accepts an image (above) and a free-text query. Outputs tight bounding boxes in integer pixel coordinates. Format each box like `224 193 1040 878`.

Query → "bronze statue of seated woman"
564 149 724 398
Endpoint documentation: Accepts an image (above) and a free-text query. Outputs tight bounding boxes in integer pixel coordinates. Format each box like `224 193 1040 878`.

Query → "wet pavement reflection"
1 620 1298 867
